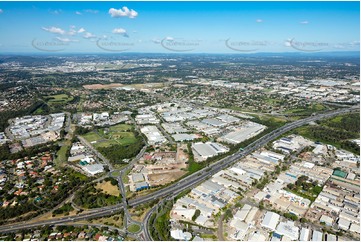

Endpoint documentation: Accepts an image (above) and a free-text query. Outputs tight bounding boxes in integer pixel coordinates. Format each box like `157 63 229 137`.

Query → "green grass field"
44 94 73 105
83 132 103 143
82 124 138 148
109 124 132 132
100 124 137 146
81 124 143 164
93 140 119 148
54 140 71 166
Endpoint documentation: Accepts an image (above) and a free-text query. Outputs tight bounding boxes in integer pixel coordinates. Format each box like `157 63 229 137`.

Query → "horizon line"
0 50 359 56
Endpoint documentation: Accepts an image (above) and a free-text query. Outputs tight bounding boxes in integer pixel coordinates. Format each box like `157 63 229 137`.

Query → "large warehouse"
191 142 229 161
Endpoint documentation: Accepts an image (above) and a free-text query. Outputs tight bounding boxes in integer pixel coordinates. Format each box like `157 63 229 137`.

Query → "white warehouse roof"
261 211 280 231
312 230 323 241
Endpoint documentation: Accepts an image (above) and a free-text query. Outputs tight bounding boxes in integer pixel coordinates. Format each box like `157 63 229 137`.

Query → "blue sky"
0 1 359 53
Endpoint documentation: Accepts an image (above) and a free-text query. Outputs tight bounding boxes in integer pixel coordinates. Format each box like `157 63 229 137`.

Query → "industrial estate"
0 1 360 242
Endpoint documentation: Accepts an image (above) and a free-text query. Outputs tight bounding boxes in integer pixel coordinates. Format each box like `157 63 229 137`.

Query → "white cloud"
43 26 86 36
49 9 62 15
55 37 78 43
300 20 309 24
112 28 129 37
109 6 138 18
42 26 66 35
75 11 82 15
256 19 263 23
68 26 77 36
77 28 86 33
84 9 99 14
83 32 96 39
165 36 174 41
351 41 360 46
0 9 3 14
152 38 161 44
112 28 126 34
284 39 292 47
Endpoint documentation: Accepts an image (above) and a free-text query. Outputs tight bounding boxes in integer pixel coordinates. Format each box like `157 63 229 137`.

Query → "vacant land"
78 213 124 228
101 124 135 142
73 181 122 209
83 124 137 148
82 123 143 164
148 171 186 186
95 180 120 197
82 132 103 143
54 140 71 166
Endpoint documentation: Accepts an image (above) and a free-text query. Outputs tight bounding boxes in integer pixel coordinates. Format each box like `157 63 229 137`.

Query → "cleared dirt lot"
95 181 120 197
147 170 186 186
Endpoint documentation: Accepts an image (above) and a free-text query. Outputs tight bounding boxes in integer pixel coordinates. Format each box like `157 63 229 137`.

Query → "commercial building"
338 217 351 230
140 125 167 145
135 181 149 191
261 211 280 231
162 122 189 134
299 228 310 241
311 230 323 241
135 113 159 124
82 164 104 176
170 229 192 241
191 142 229 161
172 133 198 142
275 221 299 241
216 114 240 124
320 215 333 226
234 204 252 221
220 122 266 144
201 118 227 127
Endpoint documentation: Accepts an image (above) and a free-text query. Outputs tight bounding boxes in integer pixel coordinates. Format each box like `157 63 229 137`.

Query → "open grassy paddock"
81 123 143 165
97 124 137 146
44 93 74 105
82 132 103 143
95 180 120 197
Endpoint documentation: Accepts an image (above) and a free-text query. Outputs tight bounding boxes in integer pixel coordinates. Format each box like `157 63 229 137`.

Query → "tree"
300 218 308 223
287 183 295 190
284 212 298 221
192 209 201 221
259 201 264 210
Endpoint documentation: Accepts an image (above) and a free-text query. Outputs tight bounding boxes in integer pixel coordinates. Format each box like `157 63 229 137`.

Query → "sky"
0 1 359 53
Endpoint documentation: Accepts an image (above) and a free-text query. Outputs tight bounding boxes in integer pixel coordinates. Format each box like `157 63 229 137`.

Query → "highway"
128 105 359 207
0 105 358 235
0 205 124 233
